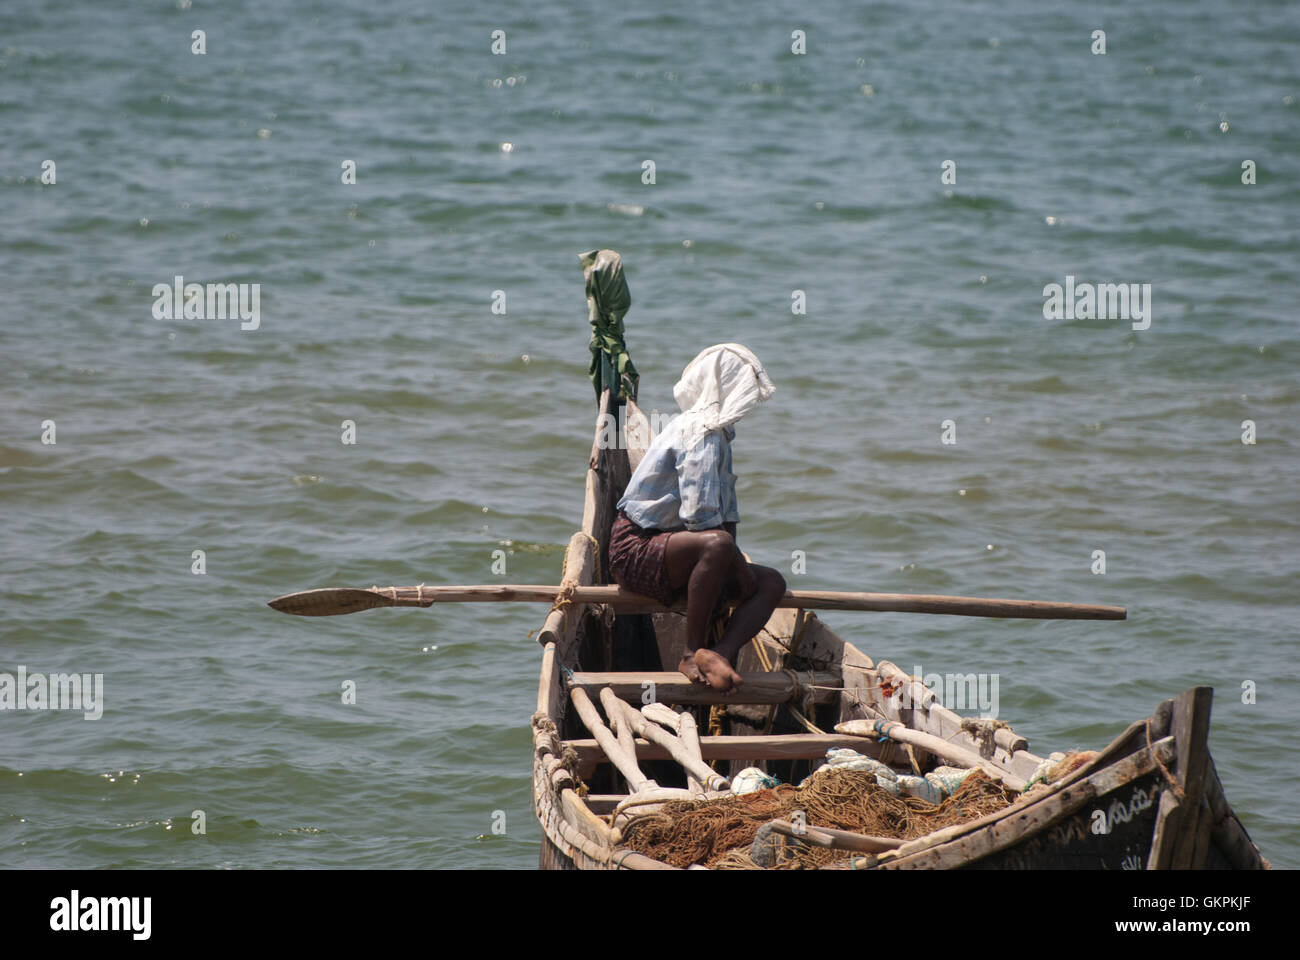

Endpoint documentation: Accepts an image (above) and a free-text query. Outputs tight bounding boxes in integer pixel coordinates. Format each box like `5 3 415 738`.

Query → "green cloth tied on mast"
580 248 639 402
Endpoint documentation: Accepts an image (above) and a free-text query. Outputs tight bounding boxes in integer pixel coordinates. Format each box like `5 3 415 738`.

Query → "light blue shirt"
617 420 739 531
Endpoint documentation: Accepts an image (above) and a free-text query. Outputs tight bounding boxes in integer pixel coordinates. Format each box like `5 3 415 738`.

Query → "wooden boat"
530 386 1267 871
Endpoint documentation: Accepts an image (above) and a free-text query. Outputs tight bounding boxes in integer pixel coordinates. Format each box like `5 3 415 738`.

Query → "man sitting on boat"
609 343 786 693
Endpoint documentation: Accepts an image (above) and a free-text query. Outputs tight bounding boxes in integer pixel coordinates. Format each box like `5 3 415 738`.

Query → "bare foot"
677 653 706 684
694 648 744 694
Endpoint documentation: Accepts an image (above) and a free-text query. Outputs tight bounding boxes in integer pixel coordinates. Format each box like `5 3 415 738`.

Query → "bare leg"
664 529 744 686
710 565 786 667
695 566 785 692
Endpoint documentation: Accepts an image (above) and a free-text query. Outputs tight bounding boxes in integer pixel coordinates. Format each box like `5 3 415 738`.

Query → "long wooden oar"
267 583 1126 620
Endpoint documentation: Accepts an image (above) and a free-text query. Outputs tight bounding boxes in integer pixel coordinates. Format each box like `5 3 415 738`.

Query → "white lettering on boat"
1090 782 1159 835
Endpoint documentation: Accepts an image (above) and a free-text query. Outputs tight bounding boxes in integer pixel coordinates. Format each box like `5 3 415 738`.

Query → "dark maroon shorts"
608 511 679 607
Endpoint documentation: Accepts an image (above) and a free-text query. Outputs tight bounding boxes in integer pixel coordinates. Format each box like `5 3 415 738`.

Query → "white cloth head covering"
672 343 775 451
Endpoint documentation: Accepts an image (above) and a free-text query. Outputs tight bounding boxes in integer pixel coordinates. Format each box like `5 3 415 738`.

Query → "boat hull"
532 392 1265 870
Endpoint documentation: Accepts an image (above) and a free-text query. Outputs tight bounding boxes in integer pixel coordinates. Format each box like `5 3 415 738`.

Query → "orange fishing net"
620 767 1015 869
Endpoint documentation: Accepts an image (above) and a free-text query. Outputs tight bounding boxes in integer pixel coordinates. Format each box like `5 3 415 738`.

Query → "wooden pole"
569 687 656 793
268 583 1127 621
757 820 904 855
677 711 707 797
641 705 708 797
835 718 1028 791
601 690 730 793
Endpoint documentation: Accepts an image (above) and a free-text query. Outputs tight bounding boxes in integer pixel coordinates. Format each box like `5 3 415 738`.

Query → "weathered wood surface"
536 642 562 722
279 583 1128 619
1145 686 1214 869
560 787 613 848
955 771 1164 871
601 689 730 792
568 686 656 792
624 398 653 475
1168 686 1214 869
875 735 1176 870
1202 758 1267 869
569 669 841 705
640 704 708 795
857 660 1043 781
834 718 1027 791
536 531 598 658
611 702 639 762
535 338 1252 873
609 849 682 870
757 819 905 854
583 388 630 578
640 702 683 731
565 732 886 777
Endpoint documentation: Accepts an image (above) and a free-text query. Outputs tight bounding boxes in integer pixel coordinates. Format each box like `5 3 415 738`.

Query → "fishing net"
619 767 1016 869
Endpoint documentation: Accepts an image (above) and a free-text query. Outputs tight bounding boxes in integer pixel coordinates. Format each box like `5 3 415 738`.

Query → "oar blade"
267 587 393 617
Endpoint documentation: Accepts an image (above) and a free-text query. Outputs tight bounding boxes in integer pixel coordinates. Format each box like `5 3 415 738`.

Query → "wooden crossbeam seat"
566 670 841 706
564 733 878 779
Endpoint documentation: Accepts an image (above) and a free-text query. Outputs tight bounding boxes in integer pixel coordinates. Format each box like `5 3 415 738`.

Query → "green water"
1 0 1297 868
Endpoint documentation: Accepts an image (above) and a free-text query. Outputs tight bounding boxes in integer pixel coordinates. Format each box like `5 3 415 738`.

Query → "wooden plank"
879 734 1175 870
1201 761 1266 869
581 388 630 578
1168 687 1213 868
1190 797 1214 867
1149 687 1214 869
1044 715 1152 792
624 398 652 474
564 733 885 777
582 794 628 815
876 732 1173 865
569 670 840 705
1146 791 1181 871
837 638 875 726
